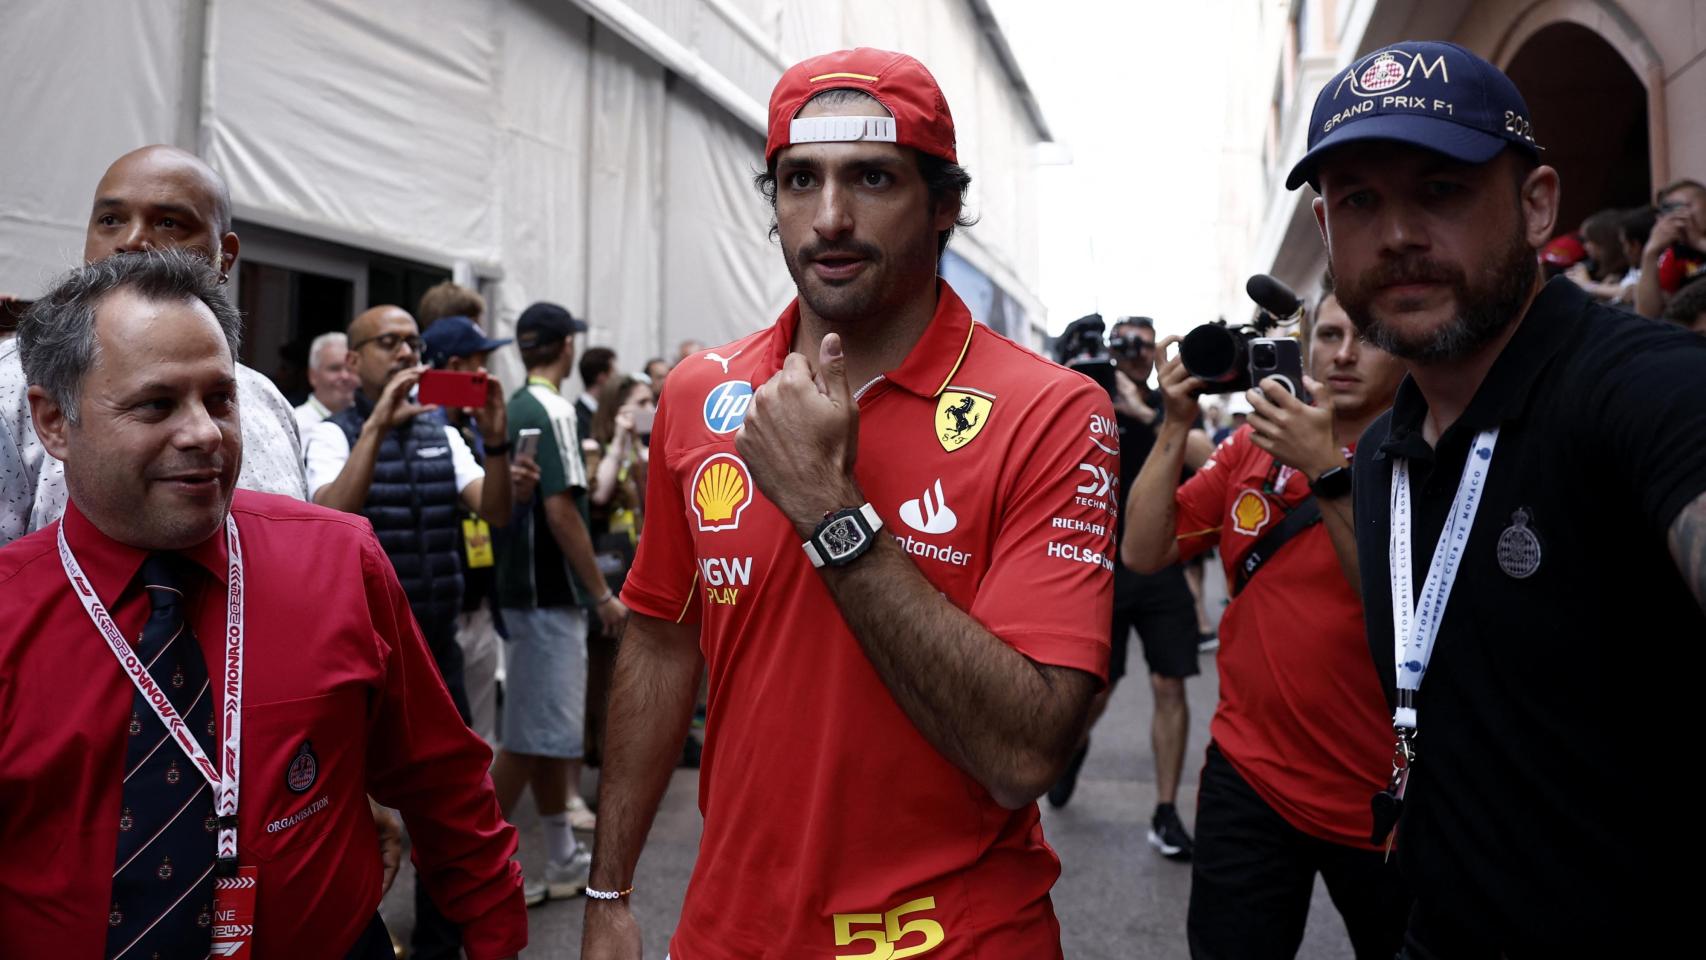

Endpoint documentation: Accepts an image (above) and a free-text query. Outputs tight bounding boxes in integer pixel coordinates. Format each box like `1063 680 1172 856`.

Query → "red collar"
764 279 978 398
60 498 231 608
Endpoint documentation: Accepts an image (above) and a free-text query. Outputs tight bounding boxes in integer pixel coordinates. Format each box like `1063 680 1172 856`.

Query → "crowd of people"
1 34 1704 960
1547 179 1706 329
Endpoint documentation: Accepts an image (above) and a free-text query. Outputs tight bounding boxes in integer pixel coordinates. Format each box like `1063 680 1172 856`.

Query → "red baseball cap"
765 48 957 167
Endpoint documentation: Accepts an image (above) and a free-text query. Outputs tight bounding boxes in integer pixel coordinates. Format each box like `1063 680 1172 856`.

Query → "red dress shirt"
0 491 526 958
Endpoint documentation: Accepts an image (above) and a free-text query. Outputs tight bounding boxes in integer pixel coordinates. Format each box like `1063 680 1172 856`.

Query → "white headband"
788 115 897 145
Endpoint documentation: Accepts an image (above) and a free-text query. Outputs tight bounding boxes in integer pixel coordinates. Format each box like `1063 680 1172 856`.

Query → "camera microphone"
1245 274 1304 323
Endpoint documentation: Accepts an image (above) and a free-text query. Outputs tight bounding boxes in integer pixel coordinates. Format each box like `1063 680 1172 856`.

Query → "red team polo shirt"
1174 425 1391 848
622 281 1116 959
0 492 526 959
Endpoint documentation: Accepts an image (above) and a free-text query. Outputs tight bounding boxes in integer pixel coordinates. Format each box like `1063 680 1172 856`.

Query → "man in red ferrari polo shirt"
582 49 1116 960
1123 290 1409 958
0 250 525 958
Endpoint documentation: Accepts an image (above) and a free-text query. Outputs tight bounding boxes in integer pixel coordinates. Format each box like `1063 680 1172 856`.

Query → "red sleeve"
358 529 526 960
1174 427 1244 562
967 378 1115 682
620 388 703 625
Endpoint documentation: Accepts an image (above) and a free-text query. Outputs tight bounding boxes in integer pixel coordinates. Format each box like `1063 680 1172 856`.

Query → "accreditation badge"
462 517 495 569
211 866 258 958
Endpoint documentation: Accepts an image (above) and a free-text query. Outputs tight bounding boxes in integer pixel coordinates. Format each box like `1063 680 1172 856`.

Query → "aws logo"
692 453 753 533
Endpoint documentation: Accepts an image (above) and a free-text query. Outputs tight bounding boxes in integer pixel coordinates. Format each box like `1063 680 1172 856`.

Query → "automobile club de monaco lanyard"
1372 426 1499 854
59 514 259 954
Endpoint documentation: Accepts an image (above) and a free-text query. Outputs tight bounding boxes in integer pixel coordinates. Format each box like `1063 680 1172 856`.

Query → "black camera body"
1180 275 1311 402
1054 313 1119 396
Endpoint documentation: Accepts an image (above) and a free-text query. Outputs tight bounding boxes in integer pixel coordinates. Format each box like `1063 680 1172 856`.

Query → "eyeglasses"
350 332 424 354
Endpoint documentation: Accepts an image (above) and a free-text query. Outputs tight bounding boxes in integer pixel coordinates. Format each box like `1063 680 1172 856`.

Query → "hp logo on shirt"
703 380 754 434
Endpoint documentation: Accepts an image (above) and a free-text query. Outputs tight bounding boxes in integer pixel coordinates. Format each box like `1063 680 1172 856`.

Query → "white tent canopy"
1 0 1049 380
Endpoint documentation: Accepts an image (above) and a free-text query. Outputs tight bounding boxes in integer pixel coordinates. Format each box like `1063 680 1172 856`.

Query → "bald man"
300 303 514 958
1 145 307 544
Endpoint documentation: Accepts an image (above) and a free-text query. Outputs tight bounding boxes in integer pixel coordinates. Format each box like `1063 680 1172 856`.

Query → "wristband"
483 441 511 457
586 885 633 901
595 589 615 605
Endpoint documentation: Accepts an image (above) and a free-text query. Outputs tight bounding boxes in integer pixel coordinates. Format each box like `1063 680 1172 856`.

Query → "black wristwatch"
802 504 884 569
1309 464 1352 500
483 440 512 457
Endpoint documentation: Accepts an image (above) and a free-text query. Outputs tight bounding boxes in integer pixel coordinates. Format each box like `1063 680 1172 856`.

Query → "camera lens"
1251 342 1277 369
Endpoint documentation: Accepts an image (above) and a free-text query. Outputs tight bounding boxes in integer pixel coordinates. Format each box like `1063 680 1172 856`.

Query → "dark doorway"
1505 22 1650 232
237 261 354 404
369 256 453 323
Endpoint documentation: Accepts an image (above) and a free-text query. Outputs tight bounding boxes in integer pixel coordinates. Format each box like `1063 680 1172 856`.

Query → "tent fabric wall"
659 81 794 351
205 0 503 266
0 0 188 294
586 25 668 374
0 0 1047 361
487 0 596 389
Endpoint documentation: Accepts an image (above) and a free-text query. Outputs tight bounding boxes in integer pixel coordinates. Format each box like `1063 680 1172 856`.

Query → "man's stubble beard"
783 227 939 325
1334 222 1537 365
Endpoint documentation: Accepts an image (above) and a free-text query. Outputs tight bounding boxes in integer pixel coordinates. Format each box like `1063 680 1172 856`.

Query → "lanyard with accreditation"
59 514 259 958
1370 427 1500 855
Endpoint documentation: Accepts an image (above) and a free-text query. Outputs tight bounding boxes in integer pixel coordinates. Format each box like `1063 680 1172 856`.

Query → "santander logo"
899 479 958 535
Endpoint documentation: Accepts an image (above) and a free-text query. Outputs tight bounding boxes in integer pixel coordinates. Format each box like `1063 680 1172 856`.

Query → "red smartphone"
418 369 489 408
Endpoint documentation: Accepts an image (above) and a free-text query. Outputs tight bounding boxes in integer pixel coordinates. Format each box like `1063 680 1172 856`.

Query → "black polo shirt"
1352 278 1706 954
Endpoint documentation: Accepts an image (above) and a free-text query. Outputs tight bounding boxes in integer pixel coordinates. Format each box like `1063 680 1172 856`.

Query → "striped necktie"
106 554 217 959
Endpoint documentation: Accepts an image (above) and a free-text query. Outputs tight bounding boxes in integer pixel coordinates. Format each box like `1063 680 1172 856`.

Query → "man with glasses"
302 303 513 959
1046 317 1208 865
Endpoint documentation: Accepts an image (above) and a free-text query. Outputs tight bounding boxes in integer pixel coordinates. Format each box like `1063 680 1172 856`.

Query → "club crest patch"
285 740 319 794
1496 508 1542 579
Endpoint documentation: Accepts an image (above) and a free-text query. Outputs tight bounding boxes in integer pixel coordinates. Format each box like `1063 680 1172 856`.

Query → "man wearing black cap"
1290 40 1706 956
302 303 514 959
492 302 626 907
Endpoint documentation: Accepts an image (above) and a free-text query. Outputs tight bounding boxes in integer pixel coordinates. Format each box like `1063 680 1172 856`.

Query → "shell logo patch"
692 453 754 532
1231 490 1272 536
935 389 993 452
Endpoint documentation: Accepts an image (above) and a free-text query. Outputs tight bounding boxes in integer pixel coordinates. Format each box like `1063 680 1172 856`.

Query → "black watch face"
821 516 868 560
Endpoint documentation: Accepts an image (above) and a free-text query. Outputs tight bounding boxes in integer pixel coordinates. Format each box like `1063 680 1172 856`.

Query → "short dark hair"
1656 179 1706 204
753 88 976 256
20 249 241 423
1663 278 1706 327
1113 316 1155 334
1621 205 1658 249
579 346 616 390
521 338 568 371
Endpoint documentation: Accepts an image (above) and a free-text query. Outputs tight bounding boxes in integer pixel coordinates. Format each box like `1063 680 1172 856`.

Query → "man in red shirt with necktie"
0 249 527 958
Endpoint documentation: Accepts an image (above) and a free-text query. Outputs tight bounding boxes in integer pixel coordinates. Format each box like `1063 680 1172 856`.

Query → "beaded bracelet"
586 885 634 901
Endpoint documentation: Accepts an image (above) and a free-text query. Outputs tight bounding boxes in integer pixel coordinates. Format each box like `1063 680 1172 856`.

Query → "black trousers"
345 913 398 959
410 616 472 960
1188 743 1410 960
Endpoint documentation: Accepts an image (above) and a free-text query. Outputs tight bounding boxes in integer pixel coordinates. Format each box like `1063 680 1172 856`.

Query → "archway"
1504 21 1650 232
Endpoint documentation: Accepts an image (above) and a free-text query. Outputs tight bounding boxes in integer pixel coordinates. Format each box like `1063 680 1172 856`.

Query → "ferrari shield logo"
935 390 993 452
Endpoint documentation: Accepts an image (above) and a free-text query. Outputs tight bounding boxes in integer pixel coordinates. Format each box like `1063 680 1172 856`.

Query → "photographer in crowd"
1634 178 1706 318
1123 290 1410 958
1048 315 1208 864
